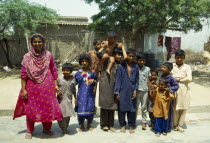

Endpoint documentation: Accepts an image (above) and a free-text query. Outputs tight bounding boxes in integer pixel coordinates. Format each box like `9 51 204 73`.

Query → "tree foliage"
0 0 59 67
0 0 58 37
85 0 210 40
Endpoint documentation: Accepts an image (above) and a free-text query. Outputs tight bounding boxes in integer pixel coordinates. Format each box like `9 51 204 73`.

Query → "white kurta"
171 63 192 110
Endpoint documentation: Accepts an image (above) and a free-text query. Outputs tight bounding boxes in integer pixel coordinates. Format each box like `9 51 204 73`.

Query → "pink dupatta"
21 34 51 83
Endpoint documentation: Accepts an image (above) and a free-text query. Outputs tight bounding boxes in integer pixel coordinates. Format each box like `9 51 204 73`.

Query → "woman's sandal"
25 133 32 139
42 130 54 135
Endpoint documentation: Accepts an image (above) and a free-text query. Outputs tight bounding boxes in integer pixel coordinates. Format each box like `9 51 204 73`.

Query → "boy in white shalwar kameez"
171 49 192 132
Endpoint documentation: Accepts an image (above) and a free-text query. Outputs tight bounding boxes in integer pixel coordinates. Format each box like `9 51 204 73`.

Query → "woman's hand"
21 89 28 99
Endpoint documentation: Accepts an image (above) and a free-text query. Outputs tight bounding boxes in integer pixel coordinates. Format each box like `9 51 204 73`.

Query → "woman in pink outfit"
13 33 62 139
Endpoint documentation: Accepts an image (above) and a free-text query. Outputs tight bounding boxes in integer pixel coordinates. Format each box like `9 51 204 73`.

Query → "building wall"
144 21 210 64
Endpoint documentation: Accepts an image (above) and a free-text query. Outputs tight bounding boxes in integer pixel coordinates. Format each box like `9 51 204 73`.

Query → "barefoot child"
171 49 192 132
74 54 97 131
99 47 127 132
151 77 174 137
147 69 158 130
161 62 179 131
98 32 123 74
114 48 139 134
56 63 76 134
136 53 151 130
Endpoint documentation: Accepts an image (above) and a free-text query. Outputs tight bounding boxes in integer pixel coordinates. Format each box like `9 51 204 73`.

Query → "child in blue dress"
74 54 97 132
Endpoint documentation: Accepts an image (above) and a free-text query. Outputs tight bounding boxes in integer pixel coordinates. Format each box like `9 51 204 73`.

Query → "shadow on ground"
192 70 210 87
0 69 20 79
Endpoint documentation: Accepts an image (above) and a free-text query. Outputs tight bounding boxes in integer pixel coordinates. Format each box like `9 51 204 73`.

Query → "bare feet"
62 129 70 135
79 124 84 132
109 127 116 132
25 132 32 139
142 123 146 130
106 69 111 74
178 125 185 132
173 126 179 131
120 126 126 133
102 126 109 131
42 130 54 135
163 132 167 136
155 133 160 137
87 123 93 131
129 127 135 134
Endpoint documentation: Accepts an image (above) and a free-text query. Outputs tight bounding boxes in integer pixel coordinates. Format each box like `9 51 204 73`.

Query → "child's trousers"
118 110 136 127
57 116 70 132
154 117 168 134
173 109 187 127
100 108 115 128
26 116 52 133
78 115 94 125
136 90 148 124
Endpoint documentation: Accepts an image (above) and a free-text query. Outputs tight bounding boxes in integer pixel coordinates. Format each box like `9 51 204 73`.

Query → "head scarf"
21 33 51 83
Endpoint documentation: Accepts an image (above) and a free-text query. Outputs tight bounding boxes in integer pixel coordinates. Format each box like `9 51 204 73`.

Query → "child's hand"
87 79 95 84
116 94 120 100
154 85 158 89
56 89 62 96
165 87 170 91
117 43 122 48
21 89 28 99
132 90 137 99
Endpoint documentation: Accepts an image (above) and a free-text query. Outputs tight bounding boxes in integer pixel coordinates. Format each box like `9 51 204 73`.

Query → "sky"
28 0 100 22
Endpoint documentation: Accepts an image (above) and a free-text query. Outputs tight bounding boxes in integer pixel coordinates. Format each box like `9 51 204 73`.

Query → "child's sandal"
25 133 32 139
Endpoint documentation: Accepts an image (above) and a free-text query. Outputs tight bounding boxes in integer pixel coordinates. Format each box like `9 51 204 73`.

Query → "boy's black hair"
79 54 92 66
113 47 122 56
30 34 45 44
62 62 73 72
175 49 185 57
159 76 168 85
137 53 146 60
93 39 101 46
151 68 158 75
162 62 173 71
126 48 136 55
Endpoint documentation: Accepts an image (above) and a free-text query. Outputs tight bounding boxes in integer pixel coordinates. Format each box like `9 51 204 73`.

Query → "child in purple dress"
74 54 97 132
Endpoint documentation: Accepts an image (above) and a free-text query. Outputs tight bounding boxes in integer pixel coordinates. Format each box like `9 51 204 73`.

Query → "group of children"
56 32 192 137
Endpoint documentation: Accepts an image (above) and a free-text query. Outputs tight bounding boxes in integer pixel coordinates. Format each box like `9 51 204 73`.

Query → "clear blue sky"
28 0 100 22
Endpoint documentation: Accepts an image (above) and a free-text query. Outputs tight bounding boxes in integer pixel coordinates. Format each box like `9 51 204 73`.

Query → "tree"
0 0 59 68
85 0 210 50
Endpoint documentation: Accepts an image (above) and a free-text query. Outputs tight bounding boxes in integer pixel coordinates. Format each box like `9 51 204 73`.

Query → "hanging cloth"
165 36 172 61
171 37 181 54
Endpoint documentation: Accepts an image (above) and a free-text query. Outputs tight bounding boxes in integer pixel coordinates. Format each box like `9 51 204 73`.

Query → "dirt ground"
0 66 210 110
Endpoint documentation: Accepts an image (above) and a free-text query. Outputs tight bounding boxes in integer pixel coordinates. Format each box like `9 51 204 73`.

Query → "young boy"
87 39 102 77
99 47 126 132
136 53 151 130
114 48 139 134
98 32 123 74
150 77 174 137
147 69 158 130
171 49 192 132
161 62 179 131
57 62 76 134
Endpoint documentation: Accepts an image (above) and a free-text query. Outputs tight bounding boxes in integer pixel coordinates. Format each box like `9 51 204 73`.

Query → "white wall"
144 20 210 63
